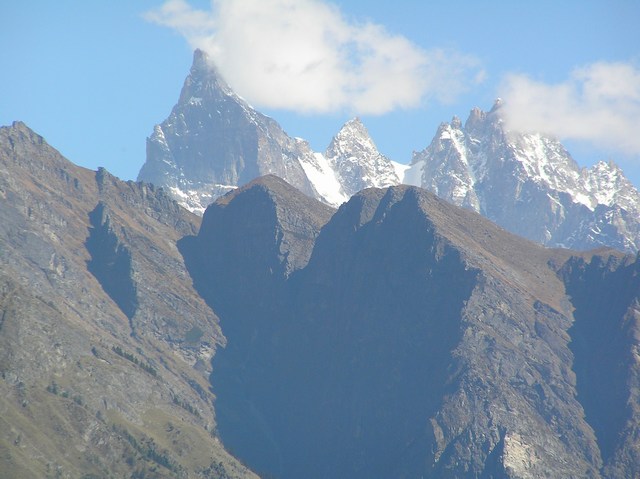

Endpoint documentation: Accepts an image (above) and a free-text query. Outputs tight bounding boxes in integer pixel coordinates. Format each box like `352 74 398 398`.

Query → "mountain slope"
406 101 640 252
0 122 257 478
4 119 640 478
325 118 403 197
138 50 406 214
560 254 640 479
182 176 640 478
138 49 342 213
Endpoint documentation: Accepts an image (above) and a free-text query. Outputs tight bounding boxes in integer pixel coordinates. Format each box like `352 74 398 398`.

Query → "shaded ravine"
561 254 640 474
86 201 138 325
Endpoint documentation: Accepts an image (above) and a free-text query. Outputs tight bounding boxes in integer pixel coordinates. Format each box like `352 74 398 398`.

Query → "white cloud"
500 62 640 156
145 0 482 115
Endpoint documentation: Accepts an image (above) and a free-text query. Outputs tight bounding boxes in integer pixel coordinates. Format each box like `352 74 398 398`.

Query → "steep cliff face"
86 201 138 322
138 49 320 214
185 177 640 478
0 122 256 479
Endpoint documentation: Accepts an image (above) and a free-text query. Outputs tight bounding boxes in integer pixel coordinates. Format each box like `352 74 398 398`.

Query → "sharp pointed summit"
490 97 504 112
191 47 210 71
406 103 640 251
325 117 405 197
178 49 235 103
137 50 321 214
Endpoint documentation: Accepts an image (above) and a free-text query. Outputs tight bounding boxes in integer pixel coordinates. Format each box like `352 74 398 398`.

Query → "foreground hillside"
0 122 256 478
1 121 639 478
183 176 640 478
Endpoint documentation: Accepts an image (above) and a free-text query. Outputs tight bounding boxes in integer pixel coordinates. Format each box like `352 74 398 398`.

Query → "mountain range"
139 49 640 253
2 47 640 479
406 102 640 252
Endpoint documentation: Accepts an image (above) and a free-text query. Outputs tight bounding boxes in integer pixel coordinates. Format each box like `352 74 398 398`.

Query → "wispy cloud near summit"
145 0 483 115
501 62 640 157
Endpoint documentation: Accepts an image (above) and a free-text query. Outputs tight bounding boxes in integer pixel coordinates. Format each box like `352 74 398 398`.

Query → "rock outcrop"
0 121 256 478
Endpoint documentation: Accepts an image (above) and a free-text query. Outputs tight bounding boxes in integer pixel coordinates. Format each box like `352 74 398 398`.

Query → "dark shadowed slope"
184 176 640 478
560 253 640 478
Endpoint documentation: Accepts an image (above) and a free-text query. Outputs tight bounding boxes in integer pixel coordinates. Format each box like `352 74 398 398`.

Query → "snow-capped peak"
140 51 640 252
325 118 401 197
586 160 640 211
411 102 640 251
326 117 377 158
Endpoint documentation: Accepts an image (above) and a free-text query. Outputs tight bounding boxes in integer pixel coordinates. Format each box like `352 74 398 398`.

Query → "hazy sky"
2 1 639 185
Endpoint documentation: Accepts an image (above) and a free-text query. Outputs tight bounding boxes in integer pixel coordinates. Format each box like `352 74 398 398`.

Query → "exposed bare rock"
0 121 257 479
406 102 640 252
138 49 322 214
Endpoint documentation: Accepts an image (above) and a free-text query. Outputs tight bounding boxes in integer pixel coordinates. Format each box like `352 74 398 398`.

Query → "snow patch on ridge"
391 161 410 184
299 153 349 207
403 160 424 187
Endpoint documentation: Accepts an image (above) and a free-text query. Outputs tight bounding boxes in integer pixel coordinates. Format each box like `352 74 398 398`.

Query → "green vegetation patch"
111 346 158 377
111 424 182 474
184 326 204 344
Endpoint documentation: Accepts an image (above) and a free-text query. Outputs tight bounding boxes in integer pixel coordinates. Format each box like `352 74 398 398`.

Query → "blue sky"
2 1 639 185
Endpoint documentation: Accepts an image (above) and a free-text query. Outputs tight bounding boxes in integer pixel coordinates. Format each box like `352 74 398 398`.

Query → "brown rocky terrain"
2 121 639 478
0 122 256 478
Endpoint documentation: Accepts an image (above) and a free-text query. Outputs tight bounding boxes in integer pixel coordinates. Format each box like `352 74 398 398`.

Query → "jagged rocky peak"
178 50 231 99
325 117 402 197
464 105 488 135
179 48 235 102
138 49 318 215
586 160 640 212
407 113 480 212
138 49 406 215
326 117 377 157
407 99 640 252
